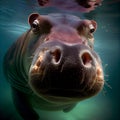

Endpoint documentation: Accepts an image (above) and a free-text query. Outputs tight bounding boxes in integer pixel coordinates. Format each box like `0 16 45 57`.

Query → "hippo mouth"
29 68 104 103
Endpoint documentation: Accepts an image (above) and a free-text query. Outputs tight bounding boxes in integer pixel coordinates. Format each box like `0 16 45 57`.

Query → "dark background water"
0 0 120 120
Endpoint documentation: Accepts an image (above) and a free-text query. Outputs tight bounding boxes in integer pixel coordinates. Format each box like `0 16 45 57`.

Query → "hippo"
3 13 104 120
38 0 102 12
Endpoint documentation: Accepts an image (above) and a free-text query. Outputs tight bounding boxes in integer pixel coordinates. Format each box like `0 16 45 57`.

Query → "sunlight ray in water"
0 23 29 35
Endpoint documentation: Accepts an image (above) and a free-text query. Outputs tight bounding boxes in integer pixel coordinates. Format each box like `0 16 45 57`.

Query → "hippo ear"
28 13 40 26
91 20 97 31
88 20 97 33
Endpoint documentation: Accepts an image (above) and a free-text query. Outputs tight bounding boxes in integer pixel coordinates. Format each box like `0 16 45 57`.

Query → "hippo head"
28 13 104 103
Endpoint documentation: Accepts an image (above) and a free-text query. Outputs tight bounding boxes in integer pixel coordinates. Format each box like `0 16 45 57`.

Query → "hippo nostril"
50 48 62 64
81 51 93 68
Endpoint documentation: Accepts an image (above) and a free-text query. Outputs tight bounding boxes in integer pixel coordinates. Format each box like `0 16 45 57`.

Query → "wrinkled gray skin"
4 13 104 120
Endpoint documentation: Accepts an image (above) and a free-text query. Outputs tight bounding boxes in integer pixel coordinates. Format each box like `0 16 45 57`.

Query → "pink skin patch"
37 0 102 13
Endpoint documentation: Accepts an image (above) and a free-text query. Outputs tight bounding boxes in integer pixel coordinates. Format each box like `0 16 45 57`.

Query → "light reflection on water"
0 0 120 120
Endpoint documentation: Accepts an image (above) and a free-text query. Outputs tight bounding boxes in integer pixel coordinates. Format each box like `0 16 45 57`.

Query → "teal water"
0 0 120 120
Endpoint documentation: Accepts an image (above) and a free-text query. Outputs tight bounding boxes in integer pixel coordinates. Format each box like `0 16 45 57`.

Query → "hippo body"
4 13 104 120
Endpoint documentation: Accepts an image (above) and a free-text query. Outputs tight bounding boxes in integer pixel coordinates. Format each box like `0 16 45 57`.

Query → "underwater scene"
0 0 120 120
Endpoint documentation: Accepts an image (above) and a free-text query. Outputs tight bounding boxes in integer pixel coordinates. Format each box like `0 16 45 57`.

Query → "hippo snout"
38 41 95 70
29 41 103 102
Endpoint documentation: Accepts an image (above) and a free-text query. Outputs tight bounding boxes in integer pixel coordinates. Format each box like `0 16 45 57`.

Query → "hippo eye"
32 20 40 29
89 24 95 33
31 19 52 34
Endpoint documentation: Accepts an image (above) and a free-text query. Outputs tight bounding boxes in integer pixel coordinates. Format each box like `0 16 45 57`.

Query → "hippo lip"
29 71 104 99
46 76 104 98
35 78 104 101
39 89 84 97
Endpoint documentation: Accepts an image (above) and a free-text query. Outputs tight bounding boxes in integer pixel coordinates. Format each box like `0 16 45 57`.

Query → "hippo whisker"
102 63 111 89
104 80 112 89
102 80 112 96
102 87 107 96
